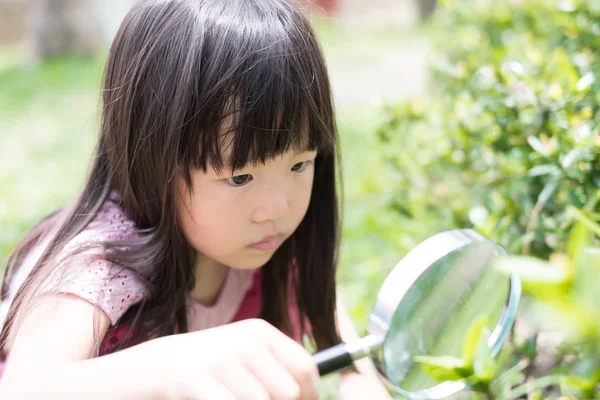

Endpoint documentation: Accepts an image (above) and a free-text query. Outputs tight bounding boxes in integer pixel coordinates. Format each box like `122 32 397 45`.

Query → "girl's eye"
291 161 312 172
226 174 253 187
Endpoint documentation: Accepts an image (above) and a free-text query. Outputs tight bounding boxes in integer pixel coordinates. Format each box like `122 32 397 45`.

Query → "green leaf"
567 221 589 265
528 164 562 177
529 301 598 342
567 206 600 238
493 360 528 391
507 375 564 399
528 390 542 400
527 136 551 156
561 148 585 169
560 370 600 398
494 255 570 284
413 355 470 381
519 334 538 360
473 326 495 381
495 255 573 302
561 375 595 390
576 73 595 92
413 355 465 369
535 181 559 212
462 317 489 366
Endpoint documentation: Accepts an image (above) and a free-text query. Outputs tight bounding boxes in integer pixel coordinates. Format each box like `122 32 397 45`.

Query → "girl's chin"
227 251 277 270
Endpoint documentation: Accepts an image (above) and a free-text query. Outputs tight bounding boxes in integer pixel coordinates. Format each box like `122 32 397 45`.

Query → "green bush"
377 0 600 259
375 0 600 397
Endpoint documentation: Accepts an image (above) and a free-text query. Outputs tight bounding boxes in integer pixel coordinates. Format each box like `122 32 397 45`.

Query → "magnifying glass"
313 229 521 399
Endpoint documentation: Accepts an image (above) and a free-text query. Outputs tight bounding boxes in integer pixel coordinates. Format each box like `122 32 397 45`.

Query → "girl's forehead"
216 127 313 170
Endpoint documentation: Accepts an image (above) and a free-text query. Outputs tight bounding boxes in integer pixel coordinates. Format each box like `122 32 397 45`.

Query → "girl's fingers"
244 345 302 400
179 375 237 400
212 361 270 400
267 332 320 400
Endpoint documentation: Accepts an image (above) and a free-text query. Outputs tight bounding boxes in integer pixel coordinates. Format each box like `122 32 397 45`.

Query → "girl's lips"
248 235 284 251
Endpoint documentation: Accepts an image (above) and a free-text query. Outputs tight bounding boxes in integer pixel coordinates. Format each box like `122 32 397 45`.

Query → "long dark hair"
0 0 341 357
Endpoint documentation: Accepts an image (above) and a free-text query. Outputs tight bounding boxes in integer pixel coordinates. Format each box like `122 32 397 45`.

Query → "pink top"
0 194 305 378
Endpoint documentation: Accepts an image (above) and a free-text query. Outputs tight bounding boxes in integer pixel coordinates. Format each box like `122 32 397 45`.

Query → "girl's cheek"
297 175 314 212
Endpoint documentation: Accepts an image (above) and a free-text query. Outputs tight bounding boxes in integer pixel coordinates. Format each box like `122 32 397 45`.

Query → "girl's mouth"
248 234 284 251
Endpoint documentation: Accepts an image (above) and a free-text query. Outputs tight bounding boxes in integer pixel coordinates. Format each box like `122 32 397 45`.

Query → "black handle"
312 343 353 376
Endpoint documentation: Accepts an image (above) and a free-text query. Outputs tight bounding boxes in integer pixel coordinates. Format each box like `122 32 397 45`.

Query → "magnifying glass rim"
365 229 522 399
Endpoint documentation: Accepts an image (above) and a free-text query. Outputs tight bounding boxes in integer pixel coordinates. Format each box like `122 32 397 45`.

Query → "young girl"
0 0 392 398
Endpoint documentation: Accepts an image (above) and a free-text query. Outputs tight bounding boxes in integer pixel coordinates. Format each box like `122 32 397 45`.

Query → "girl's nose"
251 185 289 223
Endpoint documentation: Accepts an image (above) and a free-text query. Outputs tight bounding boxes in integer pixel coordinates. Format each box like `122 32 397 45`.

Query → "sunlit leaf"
462 317 489 366
494 256 570 284
527 136 551 156
473 326 495 381
561 375 594 390
528 164 562 177
567 207 600 238
576 73 595 92
527 301 598 342
413 355 471 381
566 221 590 266
492 360 528 391
528 390 542 400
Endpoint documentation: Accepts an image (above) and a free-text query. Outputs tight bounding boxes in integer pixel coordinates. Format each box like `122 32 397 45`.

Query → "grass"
0 53 104 263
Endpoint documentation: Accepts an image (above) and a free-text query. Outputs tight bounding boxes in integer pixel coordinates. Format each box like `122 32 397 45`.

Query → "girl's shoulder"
2 194 154 329
66 191 140 251
46 193 153 325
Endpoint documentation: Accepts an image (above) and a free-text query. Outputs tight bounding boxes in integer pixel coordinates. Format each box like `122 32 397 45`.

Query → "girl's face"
175 142 317 270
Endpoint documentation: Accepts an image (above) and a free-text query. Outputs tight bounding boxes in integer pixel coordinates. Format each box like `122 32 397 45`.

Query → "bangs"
212 100 314 173
171 0 336 178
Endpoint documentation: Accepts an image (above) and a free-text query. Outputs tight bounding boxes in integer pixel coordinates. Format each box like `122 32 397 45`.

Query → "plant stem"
505 375 563 399
568 206 600 237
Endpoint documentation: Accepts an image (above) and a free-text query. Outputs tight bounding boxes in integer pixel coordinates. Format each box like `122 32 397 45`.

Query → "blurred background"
2 0 600 398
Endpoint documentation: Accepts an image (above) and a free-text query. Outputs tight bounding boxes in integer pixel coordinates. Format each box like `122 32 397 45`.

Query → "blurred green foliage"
380 0 600 397
377 0 600 259
415 212 600 399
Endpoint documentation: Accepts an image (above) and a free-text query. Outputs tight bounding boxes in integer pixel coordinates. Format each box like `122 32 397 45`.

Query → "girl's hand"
158 318 320 400
0 296 317 400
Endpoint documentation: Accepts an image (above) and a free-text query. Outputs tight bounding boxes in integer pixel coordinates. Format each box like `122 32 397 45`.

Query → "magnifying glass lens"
382 243 511 393
313 230 521 400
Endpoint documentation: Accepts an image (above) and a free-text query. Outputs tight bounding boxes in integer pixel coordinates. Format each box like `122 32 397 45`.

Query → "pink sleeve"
6 196 152 327
41 257 150 326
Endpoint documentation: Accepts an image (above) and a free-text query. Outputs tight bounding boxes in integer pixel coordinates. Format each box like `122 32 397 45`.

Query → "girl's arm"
0 295 322 400
336 299 393 400
0 295 165 399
